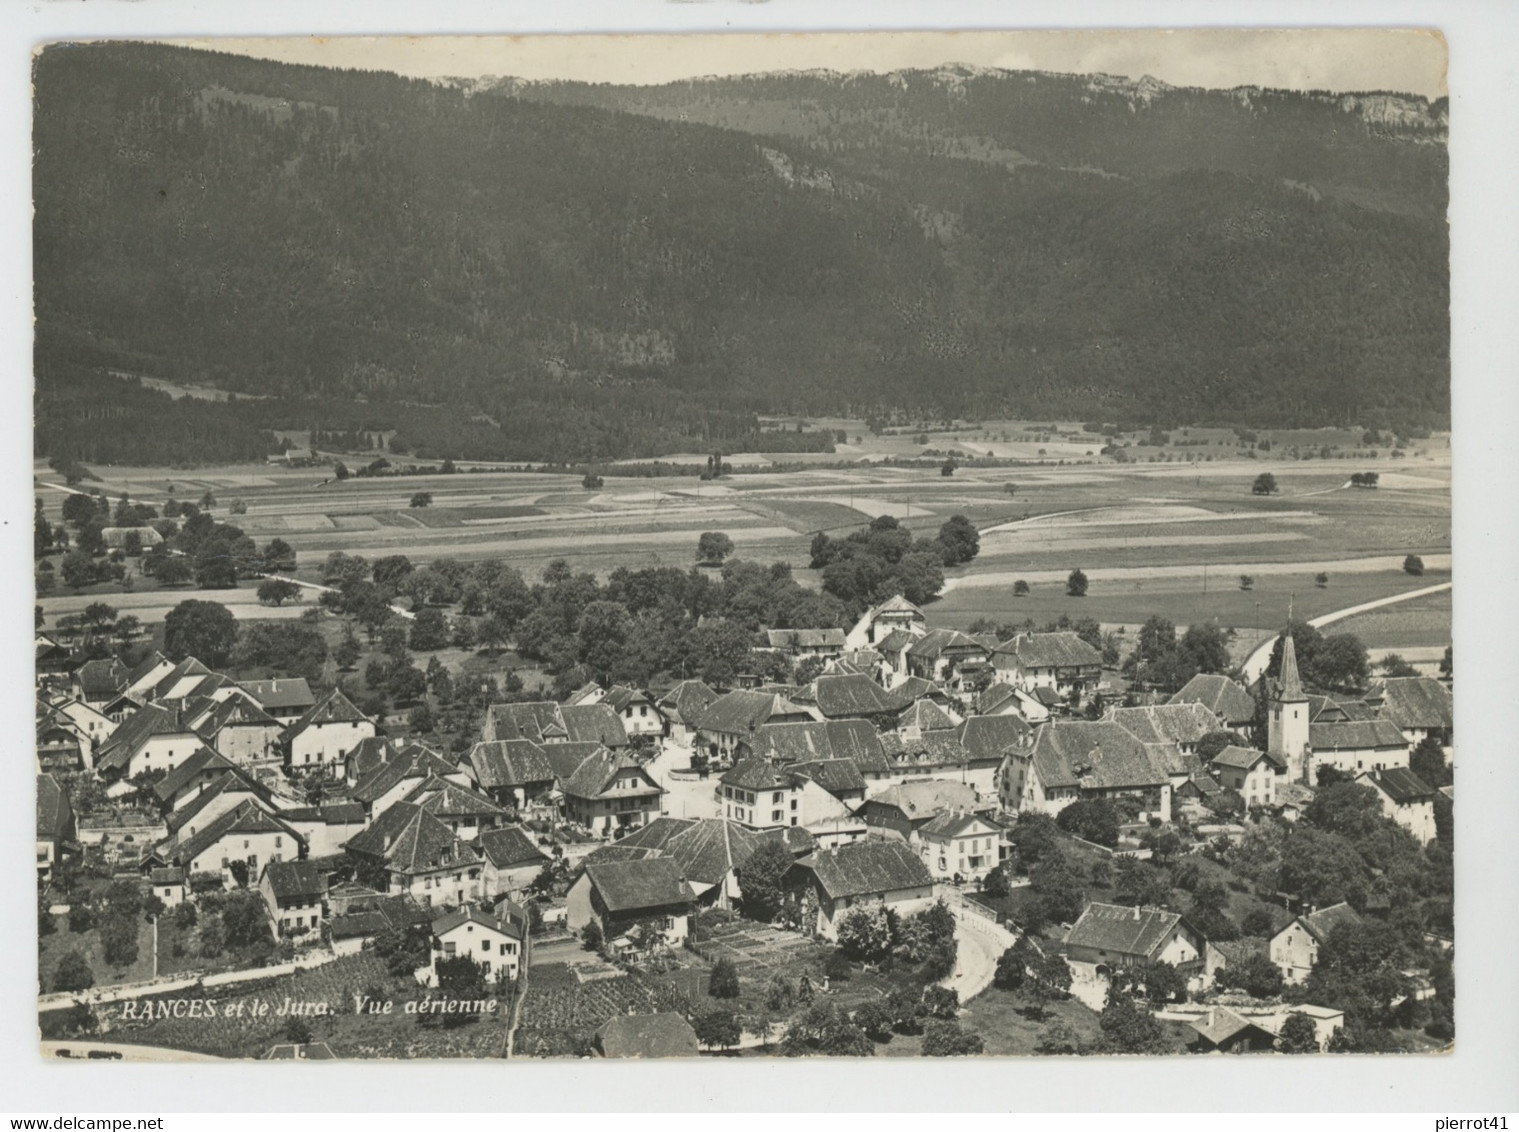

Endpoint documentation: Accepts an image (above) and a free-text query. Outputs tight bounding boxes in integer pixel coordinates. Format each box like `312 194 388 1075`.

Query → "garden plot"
698 922 817 976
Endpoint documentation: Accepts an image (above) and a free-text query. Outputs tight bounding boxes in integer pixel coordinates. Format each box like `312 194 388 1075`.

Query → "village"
35 535 1455 1060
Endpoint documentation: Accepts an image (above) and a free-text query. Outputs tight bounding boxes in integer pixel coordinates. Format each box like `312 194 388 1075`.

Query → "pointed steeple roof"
1276 633 1306 702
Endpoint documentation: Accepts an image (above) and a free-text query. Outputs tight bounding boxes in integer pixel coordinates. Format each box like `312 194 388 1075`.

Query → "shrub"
52 950 95 994
921 1020 984 1056
709 957 741 999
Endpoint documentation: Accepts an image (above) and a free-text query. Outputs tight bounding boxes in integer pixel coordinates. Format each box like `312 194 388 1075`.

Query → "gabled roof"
477 826 551 870
1308 720 1409 751
404 776 508 820
351 750 462 806
1029 721 1170 792
239 677 316 712
956 714 1033 762
431 903 523 941
541 741 607 786
1191 1006 1275 1047
721 756 799 793
95 703 197 771
1369 677 1454 731
1169 673 1257 724
865 778 982 820
656 680 719 724
758 824 816 856
665 819 763 887
346 802 479 875
165 773 269 834
262 858 327 899
37 773 71 841
795 839 933 899
608 817 695 855
345 736 440 782
878 730 972 769
559 703 630 747
602 685 652 714
906 627 987 661
694 689 812 735
812 673 898 718
468 739 557 790
1361 767 1437 804
791 758 867 798
1210 745 1275 771
124 651 171 689
869 594 925 619
484 701 567 744
1296 902 1361 945
285 688 370 740
281 801 366 825
584 857 696 913
562 749 662 801
199 694 280 736
882 676 940 710
918 810 1001 840
153 747 240 803
898 698 959 733
1107 703 1220 747
975 683 1020 716
595 1013 699 1059
169 800 303 867
75 658 127 700
874 628 917 656
1066 902 1187 960
743 718 889 775
765 628 847 650
147 656 212 700
994 632 1102 670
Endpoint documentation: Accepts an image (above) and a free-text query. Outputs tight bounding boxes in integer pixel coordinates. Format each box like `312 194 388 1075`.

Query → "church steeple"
1276 633 1306 702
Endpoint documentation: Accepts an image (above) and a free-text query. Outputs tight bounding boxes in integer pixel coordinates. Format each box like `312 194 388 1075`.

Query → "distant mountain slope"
34 44 1448 465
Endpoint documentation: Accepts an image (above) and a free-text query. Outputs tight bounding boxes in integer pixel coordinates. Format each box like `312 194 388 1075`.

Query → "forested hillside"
34 43 1449 466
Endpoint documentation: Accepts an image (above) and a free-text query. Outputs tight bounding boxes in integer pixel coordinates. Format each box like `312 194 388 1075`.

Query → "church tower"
1268 632 1311 782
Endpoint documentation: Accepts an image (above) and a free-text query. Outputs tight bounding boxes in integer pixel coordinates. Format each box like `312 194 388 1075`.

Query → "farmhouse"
239 677 317 723
94 703 203 782
1189 1006 1278 1054
597 817 763 908
739 719 893 784
857 778 986 840
788 839 935 941
1064 902 1204 973
467 739 558 810
568 857 697 949
1270 902 1361 984
991 632 1103 699
808 673 899 720
1013 720 1174 821
655 680 718 745
423 904 523 984
1366 676 1454 750
284 689 376 777
844 594 927 651
281 801 367 857
345 801 482 908
1356 767 1439 846
197 694 283 766
478 827 552 898
765 627 847 659
904 628 991 691
150 798 305 879
350 748 470 819
600 685 665 738
259 858 327 938
559 747 665 837
404 775 510 841
1308 719 1411 777
1210 745 1287 809
1107 703 1221 754
691 689 820 761
1169 673 1259 736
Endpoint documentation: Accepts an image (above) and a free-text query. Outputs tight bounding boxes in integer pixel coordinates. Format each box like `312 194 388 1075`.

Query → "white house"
284 689 376 778
1356 768 1439 846
422 905 523 984
1269 903 1361 985
915 811 1005 884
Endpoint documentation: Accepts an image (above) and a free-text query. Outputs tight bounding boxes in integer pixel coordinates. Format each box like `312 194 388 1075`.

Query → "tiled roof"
262 859 326 899
152 747 240 803
285 688 370 740
1169 674 1257 724
1363 767 1437 804
654 680 718 724
874 628 917 656
870 595 925 619
878 730 972 769
351 750 461 805
1066 902 1185 960
1370 677 1454 731
1190 1006 1273 1047
610 817 695 854
346 802 479 875
906 627 987 661
956 714 1032 762
199 694 280 735
541 742 607 786
918 810 1001 840
431 904 523 941
478 826 551 870
37 773 70 841
866 779 982 819
239 677 317 712
1299 902 1361 945
791 758 867 797
812 674 898 718
468 739 557 790
994 632 1102 670
758 825 816 856
1107 703 1220 747
665 819 763 887
689 689 798 735
584 858 696 913
1209 937 1270 968
1029 721 1170 792
595 1013 699 1059
975 683 1020 716
165 773 266 834
560 703 630 747
1210 745 1272 771
95 703 195 772
602 686 651 714
124 651 171 689
169 800 302 867
898 698 959 733
795 839 933 900
404 776 508 819
721 757 798 792
1308 720 1409 751
562 749 661 801
75 658 127 700
345 737 441 782
484 701 566 744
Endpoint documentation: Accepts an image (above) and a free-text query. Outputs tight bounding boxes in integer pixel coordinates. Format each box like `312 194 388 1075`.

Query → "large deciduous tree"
164 599 238 666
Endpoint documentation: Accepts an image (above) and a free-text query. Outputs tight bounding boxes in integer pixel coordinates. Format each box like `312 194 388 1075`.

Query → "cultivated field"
34 428 1451 657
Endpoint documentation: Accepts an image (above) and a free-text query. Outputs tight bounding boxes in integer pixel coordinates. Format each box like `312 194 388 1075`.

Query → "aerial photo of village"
33 32 1452 1061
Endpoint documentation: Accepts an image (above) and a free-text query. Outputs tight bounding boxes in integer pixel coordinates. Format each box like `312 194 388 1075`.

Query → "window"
773 792 783 804
791 799 798 811
772 810 783 823
275 836 283 848
482 940 491 953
